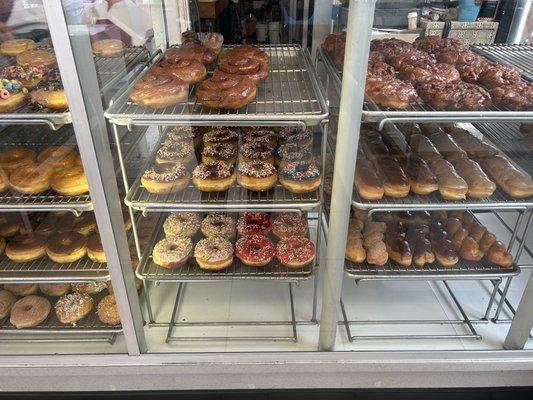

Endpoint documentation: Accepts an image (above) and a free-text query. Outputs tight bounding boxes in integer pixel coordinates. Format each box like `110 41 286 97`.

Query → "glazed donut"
0 78 28 112
490 82 533 111
92 38 125 58
72 282 107 295
0 214 22 237
275 143 312 167
201 213 236 240
155 142 196 165
192 161 235 192
201 32 224 55
235 234 275 267
4 283 39 296
194 237 234 271
215 56 270 84
150 59 207 84
87 233 106 263
277 127 313 148
152 235 193 269
37 146 76 172
163 212 201 238
279 161 321 193
51 165 89 196
130 74 189 108
141 162 190 194
219 44 268 64
6 234 46 262
164 41 217 65
276 237 316 268
196 73 256 109
397 61 461 87
0 38 37 56
479 64 522 89
203 128 239 147
46 232 87 263
30 86 68 110
0 289 16 319
10 295 51 328
272 213 308 239
2 65 47 88
201 143 237 165
236 160 278 191
237 212 271 236
9 162 53 194
0 169 8 192
239 142 274 164
241 129 278 148
55 292 93 324
39 283 71 297
97 294 121 325
17 49 56 68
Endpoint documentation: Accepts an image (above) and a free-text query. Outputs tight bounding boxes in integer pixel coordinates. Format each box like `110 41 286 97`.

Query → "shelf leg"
288 283 298 343
339 297 354 342
443 281 480 340
166 282 185 343
483 278 502 321
143 281 155 325
492 277 513 322
504 271 533 349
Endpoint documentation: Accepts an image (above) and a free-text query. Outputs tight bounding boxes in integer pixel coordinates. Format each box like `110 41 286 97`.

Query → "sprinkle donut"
278 127 313 148
194 237 234 270
156 142 195 165
201 213 236 240
279 161 321 193
192 161 235 192
163 212 201 238
276 237 316 268
236 160 277 191
235 234 276 267
152 235 193 269
237 212 271 236
272 213 309 239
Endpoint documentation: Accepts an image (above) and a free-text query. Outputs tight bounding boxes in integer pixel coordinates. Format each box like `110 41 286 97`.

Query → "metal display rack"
471 43 533 81
95 46 149 93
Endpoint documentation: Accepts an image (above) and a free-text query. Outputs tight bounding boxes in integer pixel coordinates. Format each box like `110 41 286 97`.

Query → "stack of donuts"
152 211 316 271
0 146 89 196
354 123 533 201
0 38 68 112
141 125 322 195
0 281 121 328
346 210 514 268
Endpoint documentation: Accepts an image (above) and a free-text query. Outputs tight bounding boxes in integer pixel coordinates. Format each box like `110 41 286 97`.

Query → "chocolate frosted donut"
6 233 47 262
46 232 87 263
204 128 239 147
192 161 234 180
164 126 196 144
479 64 522 89
202 143 237 165
141 163 191 194
279 160 321 194
163 212 201 238
490 82 533 110
201 213 236 240
241 129 277 147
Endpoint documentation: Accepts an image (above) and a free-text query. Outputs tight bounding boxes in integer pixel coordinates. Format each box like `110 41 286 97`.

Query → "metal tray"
105 44 329 127
136 215 315 282
471 43 533 81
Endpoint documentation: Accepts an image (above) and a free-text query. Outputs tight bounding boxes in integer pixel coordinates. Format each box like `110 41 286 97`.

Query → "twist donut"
219 44 268 64
130 74 189 108
215 56 270 84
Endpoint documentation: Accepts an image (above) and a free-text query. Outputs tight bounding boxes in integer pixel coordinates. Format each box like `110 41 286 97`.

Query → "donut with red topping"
276 237 316 268
237 212 271 236
272 213 308 239
235 234 276 267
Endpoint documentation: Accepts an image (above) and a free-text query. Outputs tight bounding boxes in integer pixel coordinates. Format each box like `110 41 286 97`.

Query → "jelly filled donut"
236 160 277 191
152 235 193 269
163 212 201 238
235 234 276 267
130 74 189 108
141 162 190 194
279 161 321 193
6 234 47 262
192 161 235 192
237 212 271 236
46 232 87 263
10 295 51 328
55 292 93 325
194 237 234 271
272 213 309 239
276 237 316 268
196 73 256 109
201 213 236 240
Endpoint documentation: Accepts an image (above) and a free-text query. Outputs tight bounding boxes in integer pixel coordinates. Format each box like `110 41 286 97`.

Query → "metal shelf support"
318 0 376 351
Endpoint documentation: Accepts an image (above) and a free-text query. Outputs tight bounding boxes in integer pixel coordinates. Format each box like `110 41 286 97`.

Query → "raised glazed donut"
141 162 190 194
37 146 76 172
150 59 207 84
235 234 276 267
196 73 256 109
30 86 68 111
276 237 316 268
55 292 93 324
6 234 46 262
17 49 56 68
39 283 71 297
130 74 189 108
0 148 36 172
46 232 87 263
279 161 321 193
92 39 125 58
201 213 236 240
4 283 38 296
272 213 308 239
163 212 201 238
194 237 234 270
0 38 37 56
51 164 89 195
152 235 193 269
10 295 51 328
237 212 271 236
9 162 53 194
192 161 235 192
97 295 121 325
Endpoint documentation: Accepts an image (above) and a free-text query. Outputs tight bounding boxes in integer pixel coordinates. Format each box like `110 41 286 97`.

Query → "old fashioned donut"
235 234 275 267
0 289 16 319
237 212 271 236
150 59 206 84
37 146 76 172
276 237 316 268
155 141 195 165
9 162 53 194
152 235 193 269
236 160 277 191
141 162 190 194
164 41 217 65
55 292 93 324
39 283 71 297
239 142 274 164
10 295 51 328
219 44 268 64
97 294 121 325
196 73 256 109
0 78 28 112
192 161 235 192
194 237 234 271
0 148 35 172
6 234 46 262
4 283 38 296
272 213 308 239
279 161 321 193
2 65 47 88
201 213 236 240
201 143 237 165
92 39 125 58
214 56 270 84
0 38 37 56
163 212 201 238
46 232 87 263
51 164 89 196
72 282 107 295
17 49 56 68
87 233 106 263
130 74 189 108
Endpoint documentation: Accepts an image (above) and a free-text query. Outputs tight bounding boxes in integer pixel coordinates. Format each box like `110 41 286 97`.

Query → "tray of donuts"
353 123 533 206
138 211 316 280
344 210 518 277
0 281 124 331
130 126 322 206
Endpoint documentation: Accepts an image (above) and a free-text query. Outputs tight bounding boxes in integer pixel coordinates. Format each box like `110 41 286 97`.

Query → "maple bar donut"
6 233 46 262
276 237 316 268
0 78 28 112
279 161 321 193
201 213 236 240
10 295 51 328
37 146 76 172
46 232 87 263
130 74 189 108
235 234 276 267
87 233 106 263
215 56 270 84
92 38 125 58
164 41 217 65
156 141 196 165
9 162 53 194
196 73 256 109
237 212 271 236
239 142 275 164
272 212 308 239
241 129 278 148
236 160 278 191
141 162 190 194
194 237 234 271
0 38 37 56
201 143 237 165
51 164 89 196
0 289 16 319
72 282 107 295
97 294 121 325
149 59 207 84
275 143 312 167
55 292 93 325
152 235 193 269
219 44 268 64
17 49 56 68
192 161 235 192
203 128 239 147
277 127 313 148
163 212 201 238
39 283 71 297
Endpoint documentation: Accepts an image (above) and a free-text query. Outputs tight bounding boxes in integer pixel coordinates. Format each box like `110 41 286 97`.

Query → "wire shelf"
136 215 315 282
95 46 149 92
317 48 342 94
105 44 329 127
471 43 533 81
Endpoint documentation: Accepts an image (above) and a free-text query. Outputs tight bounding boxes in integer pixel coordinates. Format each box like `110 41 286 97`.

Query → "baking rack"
0 291 121 343
105 44 329 127
471 43 533 81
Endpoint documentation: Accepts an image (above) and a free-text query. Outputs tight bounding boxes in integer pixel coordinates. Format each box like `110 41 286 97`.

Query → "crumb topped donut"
192 161 235 192
201 143 237 165
276 237 316 268
235 234 276 267
152 235 193 269
156 141 195 165
272 213 308 239
194 237 234 270
10 295 50 328
55 292 93 324
163 212 201 238
237 212 271 236
141 162 190 194
279 161 321 193
236 160 277 191
201 213 236 240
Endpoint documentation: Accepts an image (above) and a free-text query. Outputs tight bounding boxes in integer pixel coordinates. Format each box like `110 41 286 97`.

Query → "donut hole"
23 305 33 312
168 244 178 251
61 238 72 245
